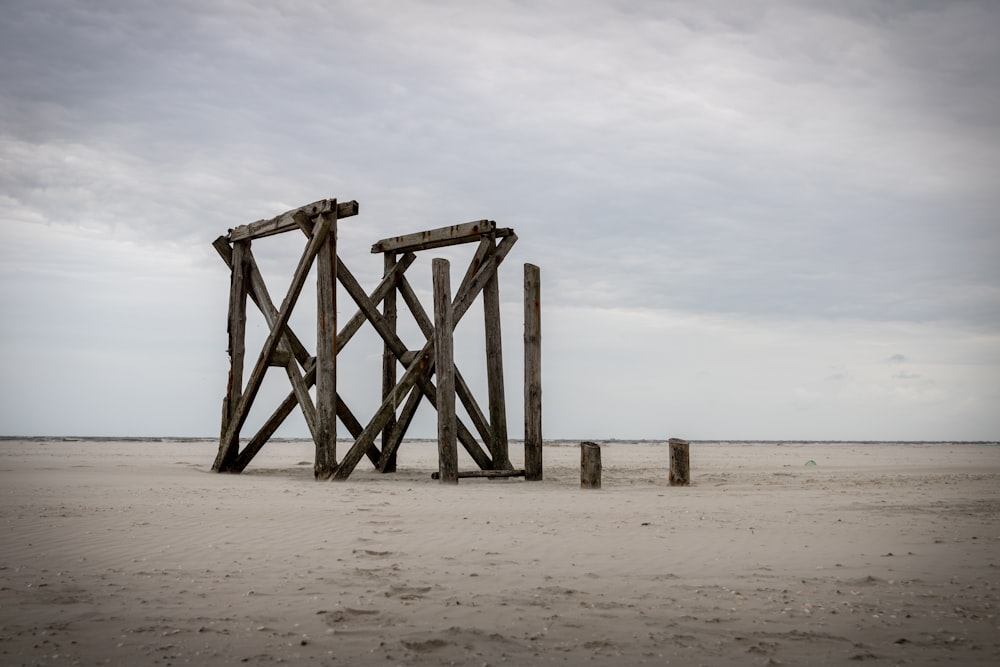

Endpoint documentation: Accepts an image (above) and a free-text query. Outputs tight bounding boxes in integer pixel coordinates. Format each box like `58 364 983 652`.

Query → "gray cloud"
1 0 998 438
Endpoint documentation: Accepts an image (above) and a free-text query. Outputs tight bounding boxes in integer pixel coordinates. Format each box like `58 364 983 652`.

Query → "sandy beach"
1 438 997 666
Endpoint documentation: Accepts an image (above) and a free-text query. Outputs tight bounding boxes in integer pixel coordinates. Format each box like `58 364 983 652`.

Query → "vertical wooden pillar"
315 209 339 479
381 252 399 473
668 438 690 486
580 441 601 489
524 263 543 481
433 258 458 484
483 242 511 470
213 239 250 472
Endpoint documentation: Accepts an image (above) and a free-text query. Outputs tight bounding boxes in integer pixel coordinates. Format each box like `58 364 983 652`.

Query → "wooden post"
381 252 399 473
315 209 339 479
524 263 543 481
580 441 601 489
213 239 250 472
433 258 458 484
483 239 511 470
668 437 690 486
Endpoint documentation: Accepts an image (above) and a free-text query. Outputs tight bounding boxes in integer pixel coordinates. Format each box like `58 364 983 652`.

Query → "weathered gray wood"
432 469 526 479
433 258 458 484
283 352 318 442
230 199 358 241
381 252 399 473
580 441 601 489
458 237 494 298
372 220 513 254
216 235 325 461
454 233 517 324
230 359 380 473
213 238 250 472
315 209 338 479
397 274 495 453
222 227 412 474
268 349 291 367
376 385 423 472
483 239 511 470
213 237 313 366
219 211 335 466
668 438 690 486
524 263 543 481
336 258 493 472
332 234 516 479
338 252 416 352
333 348 433 480
214 237 397 473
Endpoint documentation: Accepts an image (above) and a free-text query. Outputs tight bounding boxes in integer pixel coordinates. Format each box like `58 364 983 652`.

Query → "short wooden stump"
580 441 601 489
668 437 690 486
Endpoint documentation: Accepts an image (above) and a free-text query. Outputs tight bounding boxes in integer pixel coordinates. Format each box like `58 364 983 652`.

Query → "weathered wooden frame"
211 198 542 482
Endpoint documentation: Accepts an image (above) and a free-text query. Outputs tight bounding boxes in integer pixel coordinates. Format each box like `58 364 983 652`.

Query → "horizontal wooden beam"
371 220 513 254
431 470 526 479
229 199 359 241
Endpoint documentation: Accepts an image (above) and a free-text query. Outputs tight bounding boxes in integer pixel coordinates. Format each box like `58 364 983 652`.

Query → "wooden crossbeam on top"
371 220 514 254
229 199 359 242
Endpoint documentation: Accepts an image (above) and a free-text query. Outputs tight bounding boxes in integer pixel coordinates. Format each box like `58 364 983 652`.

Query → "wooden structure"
210 198 542 482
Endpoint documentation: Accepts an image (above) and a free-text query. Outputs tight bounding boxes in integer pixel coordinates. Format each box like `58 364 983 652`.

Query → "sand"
1 438 998 666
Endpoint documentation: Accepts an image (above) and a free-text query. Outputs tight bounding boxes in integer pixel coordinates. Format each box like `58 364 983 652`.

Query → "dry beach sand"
1 438 998 666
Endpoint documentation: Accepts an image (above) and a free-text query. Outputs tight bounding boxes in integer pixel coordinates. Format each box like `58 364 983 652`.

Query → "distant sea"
1 436 996 446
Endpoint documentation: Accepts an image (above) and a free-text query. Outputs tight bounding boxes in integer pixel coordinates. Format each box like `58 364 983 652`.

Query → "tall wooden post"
315 208 339 479
580 441 601 489
213 238 250 472
381 252 399 473
524 263 543 481
668 437 690 486
484 241 511 470
433 259 458 484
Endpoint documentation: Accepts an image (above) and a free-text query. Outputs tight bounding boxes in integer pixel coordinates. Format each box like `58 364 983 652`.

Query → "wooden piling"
580 441 601 489
315 209 338 479
213 238 249 472
668 437 690 486
484 240 511 470
433 258 458 484
381 252 399 473
524 263 543 481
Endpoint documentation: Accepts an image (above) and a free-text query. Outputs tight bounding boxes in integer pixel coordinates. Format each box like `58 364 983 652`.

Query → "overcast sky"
2 0 998 442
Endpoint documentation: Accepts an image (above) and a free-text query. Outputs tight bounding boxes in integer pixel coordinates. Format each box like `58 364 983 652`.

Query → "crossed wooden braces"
211 198 542 482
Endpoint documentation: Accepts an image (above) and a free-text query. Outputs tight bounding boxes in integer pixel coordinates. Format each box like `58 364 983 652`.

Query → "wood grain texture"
433 259 458 484
524 263 543 481
371 220 513 254
668 438 690 486
229 199 358 241
580 441 601 489
315 210 338 479
218 212 334 468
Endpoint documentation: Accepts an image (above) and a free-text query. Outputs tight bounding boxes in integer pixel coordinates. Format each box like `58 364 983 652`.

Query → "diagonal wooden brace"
224 254 416 472
336 260 493 470
397 274 495 451
332 233 518 479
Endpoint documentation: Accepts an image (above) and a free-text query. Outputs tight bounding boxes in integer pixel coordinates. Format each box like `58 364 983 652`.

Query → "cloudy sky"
2 0 998 442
